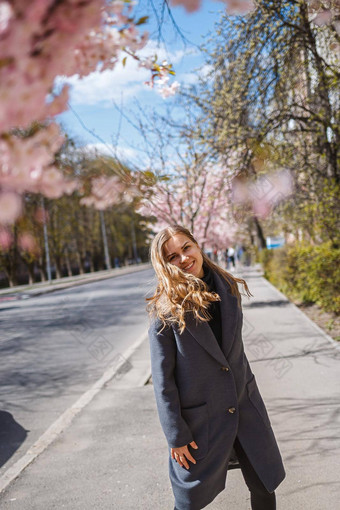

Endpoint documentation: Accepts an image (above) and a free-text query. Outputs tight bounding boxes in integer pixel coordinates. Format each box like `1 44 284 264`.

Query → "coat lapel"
184 270 239 365
213 271 239 359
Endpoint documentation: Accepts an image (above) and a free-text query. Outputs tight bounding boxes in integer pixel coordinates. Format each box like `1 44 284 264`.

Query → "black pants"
174 437 276 510
233 436 276 510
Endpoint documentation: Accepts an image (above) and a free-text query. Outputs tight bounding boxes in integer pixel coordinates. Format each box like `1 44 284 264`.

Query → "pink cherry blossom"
312 10 333 26
38 167 69 198
222 0 255 15
0 122 78 223
34 206 49 224
0 227 12 250
18 232 39 254
0 1 151 134
0 190 22 224
0 0 181 233
170 0 201 13
137 162 239 249
0 123 68 195
231 169 294 219
231 178 249 204
158 81 181 98
79 174 133 210
307 0 340 32
170 0 256 15
0 1 12 33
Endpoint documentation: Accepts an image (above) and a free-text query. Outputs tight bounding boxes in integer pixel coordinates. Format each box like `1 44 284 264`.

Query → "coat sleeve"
148 319 194 449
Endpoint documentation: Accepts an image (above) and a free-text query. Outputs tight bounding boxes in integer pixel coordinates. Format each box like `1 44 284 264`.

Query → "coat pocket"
181 402 209 460
246 374 272 429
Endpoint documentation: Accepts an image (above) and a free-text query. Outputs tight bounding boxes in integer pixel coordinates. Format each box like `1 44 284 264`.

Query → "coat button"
221 366 229 371
228 407 236 414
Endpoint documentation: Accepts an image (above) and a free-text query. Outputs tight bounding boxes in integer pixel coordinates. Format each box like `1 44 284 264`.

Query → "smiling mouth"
183 261 194 271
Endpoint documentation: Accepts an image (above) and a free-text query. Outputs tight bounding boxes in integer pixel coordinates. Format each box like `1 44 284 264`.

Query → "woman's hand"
171 441 198 469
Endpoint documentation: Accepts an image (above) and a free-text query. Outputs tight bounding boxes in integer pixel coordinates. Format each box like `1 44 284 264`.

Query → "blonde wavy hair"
146 224 253 333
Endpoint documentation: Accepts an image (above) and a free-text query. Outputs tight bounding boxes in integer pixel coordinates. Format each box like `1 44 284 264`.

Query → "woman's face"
163 233 204 278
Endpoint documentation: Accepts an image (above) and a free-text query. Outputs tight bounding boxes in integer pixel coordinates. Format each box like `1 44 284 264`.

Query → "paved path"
0 266 339 509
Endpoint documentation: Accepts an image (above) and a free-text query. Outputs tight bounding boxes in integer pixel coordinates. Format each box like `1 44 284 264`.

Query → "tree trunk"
253 217 267 249
4 257 18 287
26 261 36 284
64 247 73 277
79 252 85 274
4 228 19 286
6 272 17 287
55 255 62 279
89 255 95 273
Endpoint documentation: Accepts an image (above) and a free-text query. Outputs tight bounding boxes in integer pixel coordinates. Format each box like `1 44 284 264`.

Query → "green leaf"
136 16 149 26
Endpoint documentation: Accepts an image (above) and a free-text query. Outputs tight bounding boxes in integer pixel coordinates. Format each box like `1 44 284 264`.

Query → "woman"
147 225 286 510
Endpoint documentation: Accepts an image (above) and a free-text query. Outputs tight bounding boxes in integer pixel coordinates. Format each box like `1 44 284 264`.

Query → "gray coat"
148 269 286 510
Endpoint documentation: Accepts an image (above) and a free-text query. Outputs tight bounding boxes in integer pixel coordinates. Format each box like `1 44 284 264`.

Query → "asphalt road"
0 268 154 475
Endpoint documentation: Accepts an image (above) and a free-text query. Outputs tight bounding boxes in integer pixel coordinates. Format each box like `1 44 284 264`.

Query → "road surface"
0 268 154 474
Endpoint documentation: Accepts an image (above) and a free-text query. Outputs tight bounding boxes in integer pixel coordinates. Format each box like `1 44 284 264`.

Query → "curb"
0 264 152 299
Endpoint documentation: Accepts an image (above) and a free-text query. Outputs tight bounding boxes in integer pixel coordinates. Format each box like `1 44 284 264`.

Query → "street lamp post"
131 219 139 263
100 210 111 270
40 196 52 284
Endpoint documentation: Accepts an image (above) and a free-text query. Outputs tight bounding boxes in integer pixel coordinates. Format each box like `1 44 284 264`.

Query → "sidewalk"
0 263 151 299
0 266 339 509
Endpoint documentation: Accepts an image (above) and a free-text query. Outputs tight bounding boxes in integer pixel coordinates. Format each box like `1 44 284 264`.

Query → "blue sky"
56 0 225 167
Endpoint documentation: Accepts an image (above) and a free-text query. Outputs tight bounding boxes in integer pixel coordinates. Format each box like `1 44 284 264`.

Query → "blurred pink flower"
26 0 51 24
18 232 39 254
137 163 237 250
231 178 248 204
312 9 333 26
158 81 181 98
0 1 12 34
252 198 272 219
80 174 135 210
0 190 22 224
0 1 150 133
38 167 67 198
0 122 78 220
34 206 49 224
231 169 293 219
222 0 255 15
170 0 201 13
334 20 340 35
0 227 12 250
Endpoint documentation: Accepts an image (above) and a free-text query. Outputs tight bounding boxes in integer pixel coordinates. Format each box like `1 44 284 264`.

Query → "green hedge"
260 241 340 315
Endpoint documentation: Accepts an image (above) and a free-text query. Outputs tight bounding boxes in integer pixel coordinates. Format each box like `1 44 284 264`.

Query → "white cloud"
81 143 146 166
179 72 199 84
57 67 148 107
56 40 186 107
199 64 214 77
139 39 185 64
176 64 214 85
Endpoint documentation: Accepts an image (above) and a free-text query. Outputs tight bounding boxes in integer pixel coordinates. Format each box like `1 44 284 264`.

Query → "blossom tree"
172 0 340 29
137 159 240 250
1 0 335 245
0 0 178 234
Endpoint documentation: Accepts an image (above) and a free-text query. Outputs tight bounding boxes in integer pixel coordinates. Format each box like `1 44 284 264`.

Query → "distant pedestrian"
147 224 285 510
237 245 244 264
228 246 235 268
